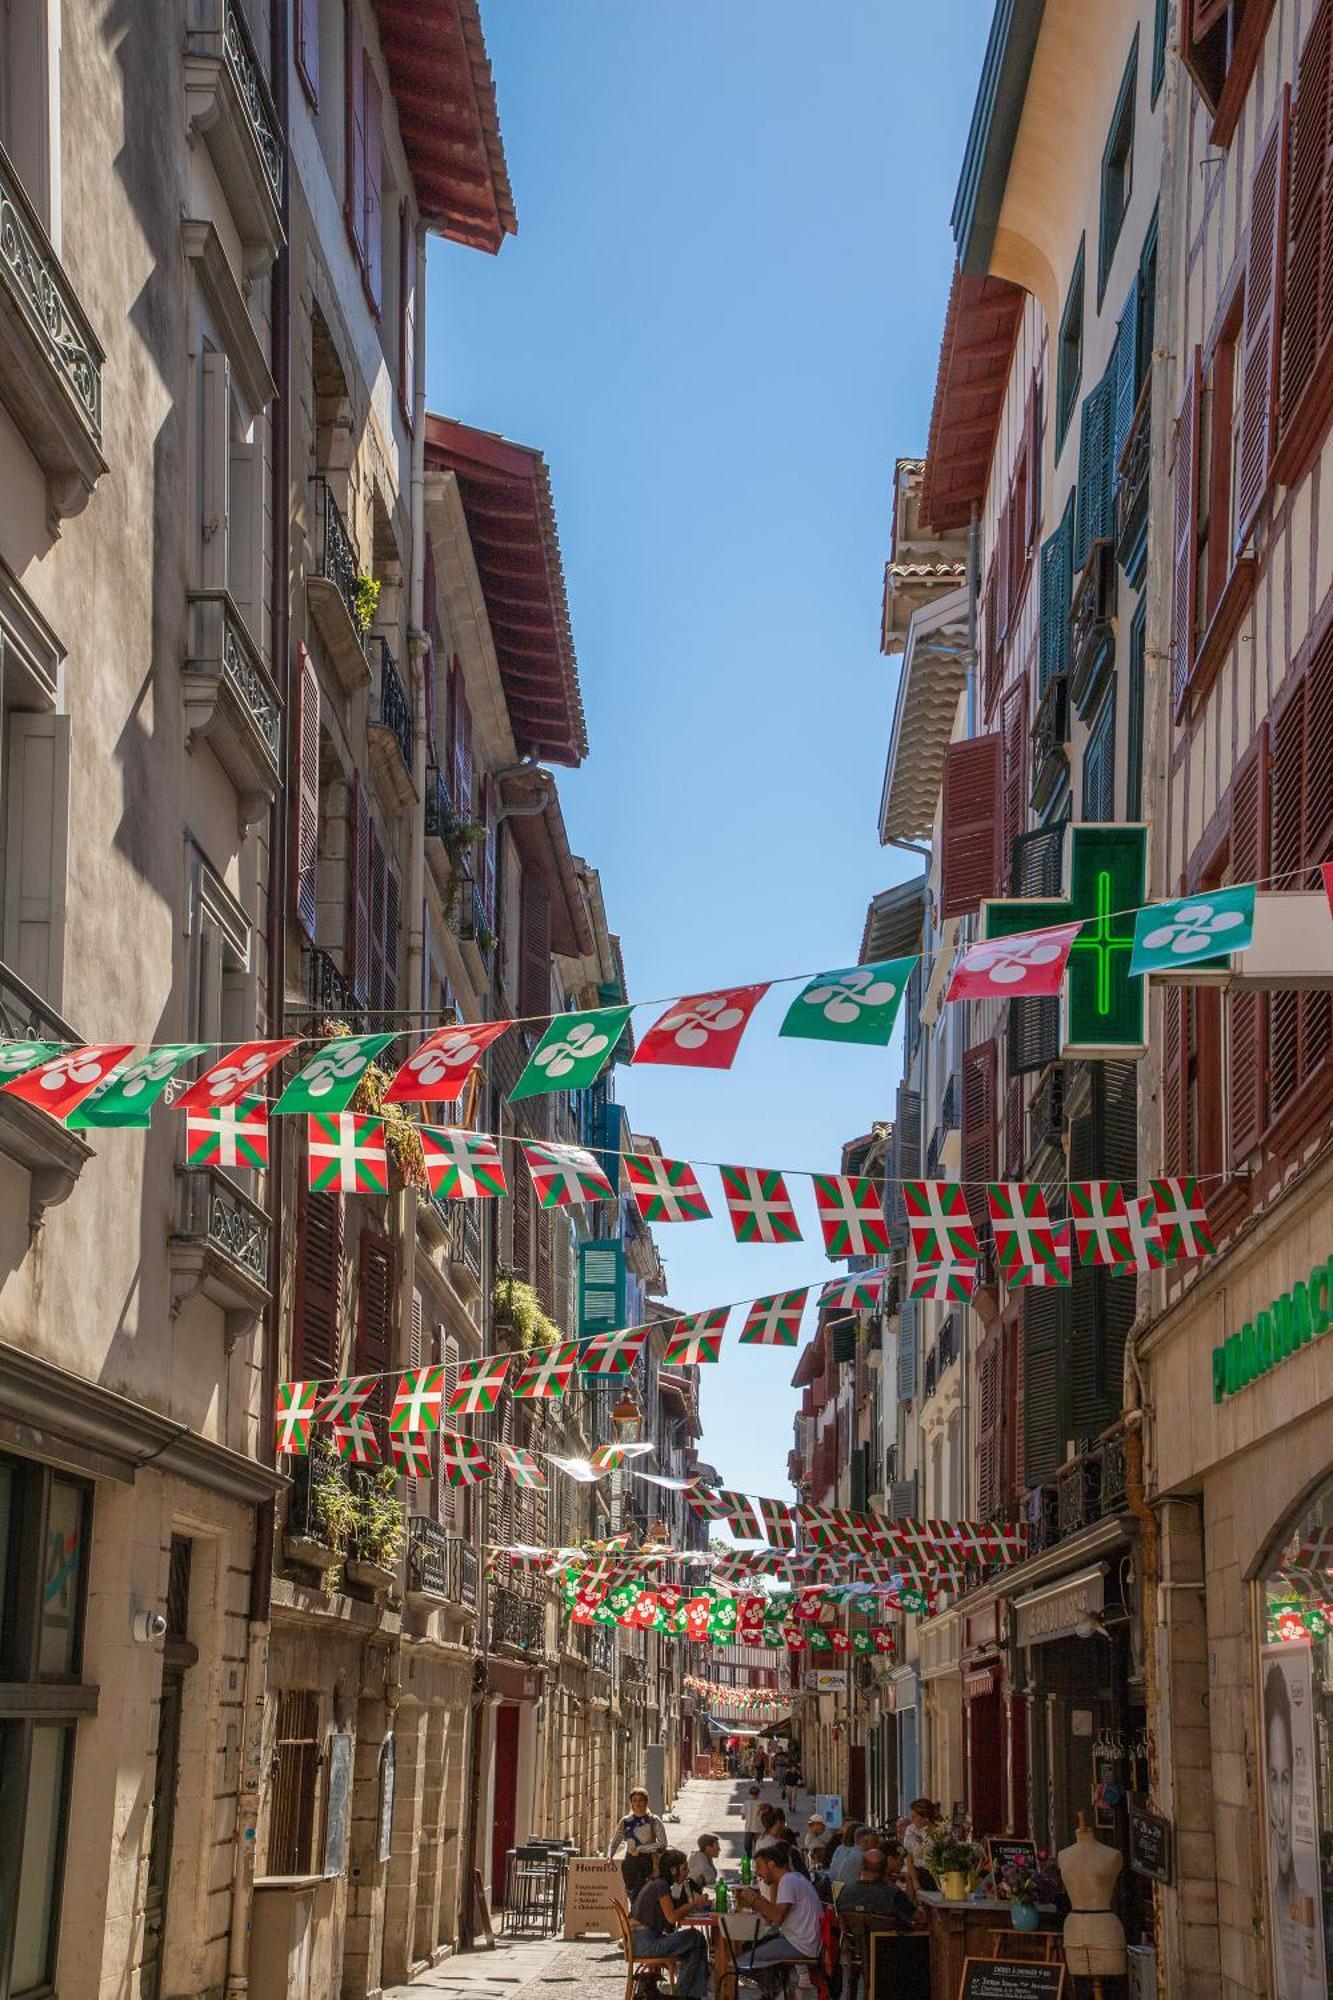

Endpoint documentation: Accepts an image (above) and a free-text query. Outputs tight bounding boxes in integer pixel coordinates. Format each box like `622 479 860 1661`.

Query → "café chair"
613 1902 682 2000
714 1916 829 2000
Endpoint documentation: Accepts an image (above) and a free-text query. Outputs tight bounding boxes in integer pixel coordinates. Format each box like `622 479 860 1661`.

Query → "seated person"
687 1834 722 1892
629 1851 711 2000
828 1823 866 1889
836 1847 918 1927
755 1808 810 1877
734 1843 826 1994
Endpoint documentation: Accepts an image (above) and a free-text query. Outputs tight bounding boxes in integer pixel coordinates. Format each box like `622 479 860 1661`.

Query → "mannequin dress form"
1059 1813 1127 1984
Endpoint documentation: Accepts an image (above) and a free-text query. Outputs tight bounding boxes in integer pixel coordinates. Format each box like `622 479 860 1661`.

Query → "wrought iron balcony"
589 1626 614 1674
0 963 93 1223
406 1518 479 1606
455 872 494 965
1030 671 1070 817
183 589 281 827
940 1071 960 1132
442 1197 483 1287
367 637 415 805
619 1649 647 1691
0 141 106 519
938 1316 958 1369
1025 1425 1131 1554
170 1163 270 1324
425 761 462 843
307 477 370 691
490 1581 545 1656
184 0 284 268
1068 541 1117 721
1116 379 1151 584
305 946 368 1028
923 1348 938 1399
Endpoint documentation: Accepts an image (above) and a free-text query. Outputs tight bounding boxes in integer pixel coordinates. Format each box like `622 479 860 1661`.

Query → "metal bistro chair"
501 1846 559 1937
714 1916 829 2000
613 1902 683 2000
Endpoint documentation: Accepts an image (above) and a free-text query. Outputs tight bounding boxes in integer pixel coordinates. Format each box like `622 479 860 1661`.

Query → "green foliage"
348 1464 406 1566
352 572 381 635
927 1832 982 1877
494 1270 561 1353
307 1435 356 1552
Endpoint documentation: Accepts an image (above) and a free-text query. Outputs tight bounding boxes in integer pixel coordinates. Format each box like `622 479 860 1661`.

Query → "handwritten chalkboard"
1128 1808 1172 1883
322 1731 352 1878
984 1837 1039 1877
959 1957 1066 2000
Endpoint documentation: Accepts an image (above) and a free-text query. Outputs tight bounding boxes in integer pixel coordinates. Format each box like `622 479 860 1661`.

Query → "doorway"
141 1538 197 2000
491 1704 520 1901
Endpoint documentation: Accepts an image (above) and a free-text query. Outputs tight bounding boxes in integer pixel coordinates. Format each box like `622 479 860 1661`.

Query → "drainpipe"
406 224 428 1016
226 1 290 1990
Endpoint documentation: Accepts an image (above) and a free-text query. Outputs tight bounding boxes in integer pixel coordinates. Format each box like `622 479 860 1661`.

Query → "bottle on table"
715 1879 728 1913
740 1853 752 1886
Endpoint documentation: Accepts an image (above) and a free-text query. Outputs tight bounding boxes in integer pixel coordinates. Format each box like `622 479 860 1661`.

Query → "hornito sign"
1211 1256 1333 1402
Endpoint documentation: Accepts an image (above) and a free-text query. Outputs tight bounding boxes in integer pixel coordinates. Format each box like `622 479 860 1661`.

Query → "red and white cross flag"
623 1153 711 1222
420 1127 507 1200
1115 1196 1167 1274
756 1497 798 1548
902 1180 980 1263
812 1175 890 1259
580 1326 648 1375
383 1021 510 1104
1 1043 137 1119
314 1376 378 1423
186 1095 269 1169
1148 1177 1216 1259
332 1413 382 1464
176 1040 300 1112
1070 1181 1133 1266
522 1139 616 1208
988 1182 1063 1286
275 1381 318 1455
718 1491 762 1538
908 1260 979 1302
662 1308 728 1365
390 1433 434 1479
495 1443 547 1488
720 1165 802 1244
439 1436 492 1487
1025 1221 1073 1288
633 984 770 1070
511 1341 580 1399
686 1487 733 1524
389 1365 448 1435
819 1271 887 1311
446 1354 511 1416
738 1289 810 1346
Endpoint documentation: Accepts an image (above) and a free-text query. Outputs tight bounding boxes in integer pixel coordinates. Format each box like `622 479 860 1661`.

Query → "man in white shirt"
687 1835 721 1891
735 1844 825 1993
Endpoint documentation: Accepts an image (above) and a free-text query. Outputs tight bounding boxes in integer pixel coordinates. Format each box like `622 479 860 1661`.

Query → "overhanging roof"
372 0 516 253
504 771 594 958
919 267 1024 532
951 0 1046 276
426 417 588 766
860 881 927 966
878 585 970 845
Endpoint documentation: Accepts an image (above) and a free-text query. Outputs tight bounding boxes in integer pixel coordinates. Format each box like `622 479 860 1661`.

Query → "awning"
877 587 970 844
860 879 927 966
1013 1565 1106 1650
964 1661 1001 1699
371 0 516 253
919 268 1024 528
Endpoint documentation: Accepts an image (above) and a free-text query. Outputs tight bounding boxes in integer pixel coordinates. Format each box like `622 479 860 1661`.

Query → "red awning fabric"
964 1660 1001 1700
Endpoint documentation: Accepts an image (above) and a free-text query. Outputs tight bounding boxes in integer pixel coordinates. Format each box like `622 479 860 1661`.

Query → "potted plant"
345 1464 406 1598
352 572 380 637
998 1852 1062 1931
283 1436 354 1578
927 1831 982 1903
493 1271 561 1353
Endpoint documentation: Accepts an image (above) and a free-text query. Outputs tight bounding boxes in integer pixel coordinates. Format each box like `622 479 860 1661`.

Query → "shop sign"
1014 1568 1104 1649
809 1669 848 1692
1211 1255 1333 1402
959 1957 1066 2000
1128 1808 1172 1883
563 1857 627 1939
985 1836 1038 1876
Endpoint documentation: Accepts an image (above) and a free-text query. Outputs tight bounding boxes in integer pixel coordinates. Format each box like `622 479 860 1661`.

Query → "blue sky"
426 3 989 1504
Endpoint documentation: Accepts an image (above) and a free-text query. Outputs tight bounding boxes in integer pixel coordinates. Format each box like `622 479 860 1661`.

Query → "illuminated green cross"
983 824 1148 1056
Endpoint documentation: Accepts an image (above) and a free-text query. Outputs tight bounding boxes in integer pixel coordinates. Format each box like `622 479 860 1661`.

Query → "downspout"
227 1 290 1990
406 224 428 1016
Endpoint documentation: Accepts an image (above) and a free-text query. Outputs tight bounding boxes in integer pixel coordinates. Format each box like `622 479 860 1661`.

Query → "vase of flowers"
928 1833 981 1902
998 1853 1062 1929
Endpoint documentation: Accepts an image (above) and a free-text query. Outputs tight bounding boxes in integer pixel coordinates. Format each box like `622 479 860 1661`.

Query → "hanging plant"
307 1435 356 1553
348 1464 406 1566
493 1269 561 1352
352 1059 426 1191
352 572 381 636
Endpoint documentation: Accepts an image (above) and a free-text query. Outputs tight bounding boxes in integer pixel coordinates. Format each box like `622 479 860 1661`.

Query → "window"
344 4 383 313
1082 693 1116 822
1181 0 1276 146
268 1689 321 1875
1276 3 1333 484
1126 599 1147 819
0 1454 92 1999
187 849 253 1050
1152 0 1169 101
295 0 319 106
348 779 400 1010
1099 34 1138 304
1195 289 1244 643
193 344 265 644
0 0 56 233
1056 240 1086 456
0 578 68 1007
1174 271 1258 709
1038 497 1074 694
1073 366 1116 570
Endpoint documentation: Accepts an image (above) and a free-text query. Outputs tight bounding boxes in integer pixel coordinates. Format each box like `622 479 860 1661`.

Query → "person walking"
742 1782 766 1860
608 1786 667 1898
753 1748 768 1784
629 1852 711 2000
783 1760 802 1815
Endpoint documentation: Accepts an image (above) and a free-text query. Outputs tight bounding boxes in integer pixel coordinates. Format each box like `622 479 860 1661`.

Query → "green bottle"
715 1879 728 1913
740 1853 752 1886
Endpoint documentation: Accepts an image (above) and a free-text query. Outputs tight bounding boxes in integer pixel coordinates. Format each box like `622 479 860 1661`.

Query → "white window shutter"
198 348 230 591
4 712 70 1005
227 433 263 641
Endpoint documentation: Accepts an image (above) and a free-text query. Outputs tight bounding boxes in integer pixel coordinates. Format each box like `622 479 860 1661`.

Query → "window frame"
1181 0 1278 149
1098 33 1139 307
185 843 255 1054
1055 240 1086 457
1188 277 1257 701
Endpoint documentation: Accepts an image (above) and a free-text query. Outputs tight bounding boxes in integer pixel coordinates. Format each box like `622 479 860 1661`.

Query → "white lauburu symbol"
967 934 1068 987
534 1019 610 1080
0 1042 60 1075
804 967 899 1025
659 994 746 1051
204 1051 275 1100
38 1048 115 1094
300 1040 371 1098
118 1048 190 1100
1140 899 1248 957
409 1032 481 1087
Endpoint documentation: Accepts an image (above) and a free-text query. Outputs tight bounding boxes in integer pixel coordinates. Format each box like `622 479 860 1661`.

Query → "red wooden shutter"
351 775 371 1000
452 662 472 819
940 734 1004 919
1228 727 1269 1162
1279 1 1333 453
1026 378 1043 549
1172 350 1202 710
362 54 383 311
355 1228 395 1436
292 646 320 940
1004 1073 1024 1179
961 1038 998 1246
480 778 497 921
518 871 551 1022
1269 631 1333 1119
976 1336 1000 1519
1000 676 1028 888
1236 93 1291 548
344 0 367 264
398 199 415 427
1192 0 1231 35
293 1183 343 1381
1161 987 1188 1175
982 563 1000 717
295 0 320 103
995 497 1012 640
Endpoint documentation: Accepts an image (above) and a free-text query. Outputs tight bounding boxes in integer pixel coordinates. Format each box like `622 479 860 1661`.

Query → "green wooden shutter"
1038 501 1074 693
1081 696 1116 823
1112 283 1140 468
1067 1068 1137 1438
1022 1287 1068 1484
1074 372 1115 570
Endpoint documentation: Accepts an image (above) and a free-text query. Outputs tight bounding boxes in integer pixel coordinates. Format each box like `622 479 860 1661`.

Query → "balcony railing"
305 946 367 1027
442 1197 483 1282
1030 671 1069 817
490 1582 545 1656
0 140 106 517
184 0 284 262
619 1650 647 1690
307 477 369 690
425 761 461 842
368 636 414 793
455 873 494 962
1026 1425 1131 1555
406 1518 478 1605
171 1163 270 1316
938 1316 958 1369
1116 379 1151 580
1068 541 1117 720
183 589 281 826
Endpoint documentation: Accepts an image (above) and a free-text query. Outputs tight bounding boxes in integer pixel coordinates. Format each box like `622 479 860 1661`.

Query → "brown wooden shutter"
1236 93 1291 547
293 1183 343 1382
451 661 472 819
940 734 1004 919
1000 676 1028 888
292 648 321 939
355 1228 395 1440
363 56 383 312
1269 631 1333 1119
961 1038 998 1246
976 1333 1000 1520
295 0 320 102
382 859 400 1010
368 817 387 1009
512 1167 534 1284
1228 727 1269 1161
518 871 551 1022
1279 1 1333 463
1172 349 1202 710
344 0 367 263
1192 0 1231 36
536 1206 553 1316
982 563 1000 718
1004 1073 1024 1179
1161 987 1188 1175
995 497 1012 640
350 776 371 1000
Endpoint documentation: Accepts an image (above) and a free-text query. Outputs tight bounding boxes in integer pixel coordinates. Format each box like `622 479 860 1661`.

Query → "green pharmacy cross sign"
983 823 1148 1057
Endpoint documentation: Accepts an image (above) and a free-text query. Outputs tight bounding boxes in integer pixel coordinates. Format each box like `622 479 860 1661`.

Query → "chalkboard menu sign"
959 1958 1066 2000
984 1837 1039 1877
1128 1807 1172 1883
323 1731 353 1878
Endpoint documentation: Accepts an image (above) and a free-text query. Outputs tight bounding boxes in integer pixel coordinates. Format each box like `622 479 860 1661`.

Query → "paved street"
386 1777 810 1999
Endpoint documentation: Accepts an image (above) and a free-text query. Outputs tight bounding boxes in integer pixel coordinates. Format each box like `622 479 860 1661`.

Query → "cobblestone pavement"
386 1777 816 1999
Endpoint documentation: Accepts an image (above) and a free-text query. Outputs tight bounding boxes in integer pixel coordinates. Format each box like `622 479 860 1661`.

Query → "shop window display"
1263 1481 1333 1999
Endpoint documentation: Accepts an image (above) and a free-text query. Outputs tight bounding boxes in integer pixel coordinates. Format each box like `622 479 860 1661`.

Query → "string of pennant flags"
0 865 1326 1124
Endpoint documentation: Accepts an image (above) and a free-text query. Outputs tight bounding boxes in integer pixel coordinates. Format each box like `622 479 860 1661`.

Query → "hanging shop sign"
1128 1808 1172 1884
809 1669 848 1693
1211 1256 1333 1403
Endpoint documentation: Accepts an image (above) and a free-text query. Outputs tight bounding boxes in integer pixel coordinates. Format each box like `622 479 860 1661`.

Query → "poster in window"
1259 1641 1327 2000
323 1730 353 1879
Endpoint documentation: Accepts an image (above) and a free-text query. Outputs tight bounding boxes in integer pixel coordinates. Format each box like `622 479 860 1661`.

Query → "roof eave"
951 0 1046 276
878 586 970 845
